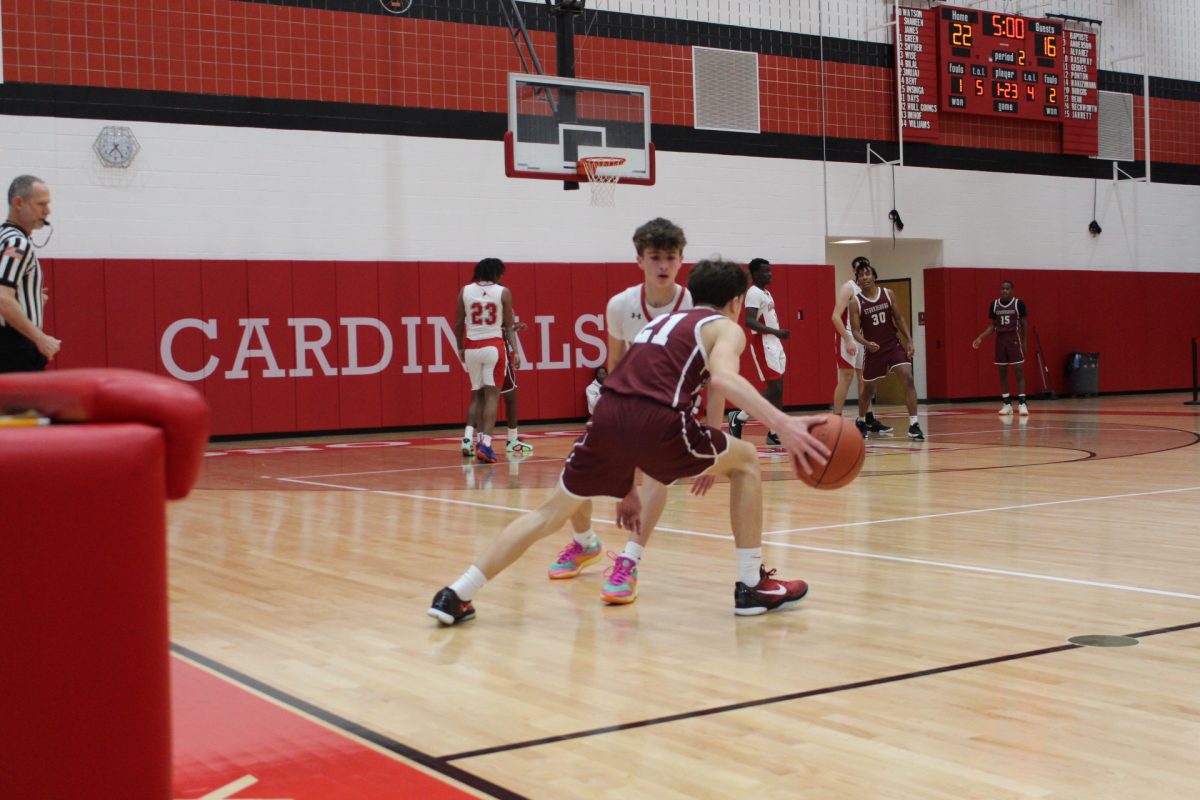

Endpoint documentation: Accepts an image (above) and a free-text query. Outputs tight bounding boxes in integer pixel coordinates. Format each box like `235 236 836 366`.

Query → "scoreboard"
898 4 1099 154
939 6 1063 120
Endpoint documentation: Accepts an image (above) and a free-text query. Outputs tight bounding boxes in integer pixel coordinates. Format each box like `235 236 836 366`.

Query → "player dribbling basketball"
428 257 831 625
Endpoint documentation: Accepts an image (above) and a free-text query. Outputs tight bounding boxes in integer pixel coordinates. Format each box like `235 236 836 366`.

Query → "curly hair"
632 217 687 256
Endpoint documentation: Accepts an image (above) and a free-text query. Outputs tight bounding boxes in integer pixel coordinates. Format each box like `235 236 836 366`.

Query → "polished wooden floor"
170 395 1200 799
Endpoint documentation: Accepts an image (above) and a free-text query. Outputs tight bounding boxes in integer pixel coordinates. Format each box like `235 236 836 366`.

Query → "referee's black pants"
0 325 48 372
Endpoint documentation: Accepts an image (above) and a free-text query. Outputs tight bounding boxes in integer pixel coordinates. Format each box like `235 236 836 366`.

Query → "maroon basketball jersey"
603 307 723 410
989 297 1025 333
856 288 899 346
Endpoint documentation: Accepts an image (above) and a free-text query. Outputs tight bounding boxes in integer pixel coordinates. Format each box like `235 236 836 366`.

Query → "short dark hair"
687 257 749 309
1001 280 1014 289
8 174 44 205
748 258 770 275
473 257 506 283
632 217 686 256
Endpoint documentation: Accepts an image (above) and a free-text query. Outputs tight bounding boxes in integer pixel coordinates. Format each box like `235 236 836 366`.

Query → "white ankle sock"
736 548 763 586
574 529 598 548
735 410 749 423
622 541 645 563
464 426 474 442
450 565 487 602
508 427 518 442
909 415 919 425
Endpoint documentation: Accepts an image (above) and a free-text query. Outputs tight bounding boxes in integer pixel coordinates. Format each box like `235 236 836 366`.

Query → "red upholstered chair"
0 369 208 800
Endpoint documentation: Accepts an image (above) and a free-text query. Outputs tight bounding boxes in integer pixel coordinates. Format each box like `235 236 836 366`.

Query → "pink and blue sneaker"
600 553 638 604
475 442 497 464
547 537 603 579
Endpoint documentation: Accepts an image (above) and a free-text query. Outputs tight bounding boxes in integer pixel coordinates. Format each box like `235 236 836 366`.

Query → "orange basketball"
793 413 865 490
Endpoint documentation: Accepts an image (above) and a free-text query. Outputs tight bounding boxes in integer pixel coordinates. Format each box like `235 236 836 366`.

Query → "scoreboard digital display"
938 5 1064 120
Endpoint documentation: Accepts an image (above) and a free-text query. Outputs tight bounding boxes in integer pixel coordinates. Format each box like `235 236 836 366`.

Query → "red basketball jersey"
856 288 900 346
602 307 723 411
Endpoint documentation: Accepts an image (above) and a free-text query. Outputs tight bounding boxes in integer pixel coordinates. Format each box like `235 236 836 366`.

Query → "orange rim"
577 156 626 175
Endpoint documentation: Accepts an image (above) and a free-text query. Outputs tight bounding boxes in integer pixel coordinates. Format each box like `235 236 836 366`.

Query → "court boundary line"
439 620 1200 761
172 620 1200 777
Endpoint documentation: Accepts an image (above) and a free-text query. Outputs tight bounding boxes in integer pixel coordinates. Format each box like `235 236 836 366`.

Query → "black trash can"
1066 352 1099 396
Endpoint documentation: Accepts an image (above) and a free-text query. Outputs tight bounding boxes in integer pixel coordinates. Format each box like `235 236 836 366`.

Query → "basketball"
793 413 865 490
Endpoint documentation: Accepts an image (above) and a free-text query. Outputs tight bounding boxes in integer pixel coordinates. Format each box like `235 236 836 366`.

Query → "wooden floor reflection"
172 396 1200 800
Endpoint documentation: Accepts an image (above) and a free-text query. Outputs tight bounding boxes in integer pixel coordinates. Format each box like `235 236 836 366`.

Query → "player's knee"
722 438 760 475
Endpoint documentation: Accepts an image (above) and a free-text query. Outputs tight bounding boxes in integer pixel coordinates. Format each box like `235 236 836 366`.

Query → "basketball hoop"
577 156 626 207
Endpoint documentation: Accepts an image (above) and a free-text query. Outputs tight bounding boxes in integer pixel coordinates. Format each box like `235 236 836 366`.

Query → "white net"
578 157 626 207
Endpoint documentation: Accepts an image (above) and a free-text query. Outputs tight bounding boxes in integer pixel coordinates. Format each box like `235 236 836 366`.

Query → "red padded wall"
152 260 204 385
103 259 158 372
924 267 1200 399
292 261 341 431
38 260 1194 434
531 262 577 419
417 262 469 427
200 261 251 436
378 261 423 428
245 260 297 434
569 262 611 416
50 258 107 369
336 261 384 430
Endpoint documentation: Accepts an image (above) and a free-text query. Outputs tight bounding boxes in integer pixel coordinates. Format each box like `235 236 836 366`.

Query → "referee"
0 175 60 372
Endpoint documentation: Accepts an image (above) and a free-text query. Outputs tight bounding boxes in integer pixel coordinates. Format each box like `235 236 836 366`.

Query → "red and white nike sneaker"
734 567 809 616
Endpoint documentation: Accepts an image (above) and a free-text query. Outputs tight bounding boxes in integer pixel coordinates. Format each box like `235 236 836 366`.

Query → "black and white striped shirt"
0 222 43 330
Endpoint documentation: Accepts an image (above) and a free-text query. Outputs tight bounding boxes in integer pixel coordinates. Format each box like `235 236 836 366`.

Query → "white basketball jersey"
462 282 504 341
605 284 693 343
746 285 778 333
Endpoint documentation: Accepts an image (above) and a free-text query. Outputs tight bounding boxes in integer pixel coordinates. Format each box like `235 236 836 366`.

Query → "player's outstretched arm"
704 319 828 472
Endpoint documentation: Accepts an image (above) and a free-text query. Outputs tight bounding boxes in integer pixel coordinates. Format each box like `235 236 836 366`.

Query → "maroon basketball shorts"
561 394 729 498
994 332 1025 365
862 340 911 382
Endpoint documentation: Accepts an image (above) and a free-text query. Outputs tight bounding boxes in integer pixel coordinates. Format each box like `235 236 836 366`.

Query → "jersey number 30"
870 311 887 326
470 302 497 325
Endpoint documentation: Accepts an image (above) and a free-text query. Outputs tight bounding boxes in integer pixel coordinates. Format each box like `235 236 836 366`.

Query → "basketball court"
169 394 1200 799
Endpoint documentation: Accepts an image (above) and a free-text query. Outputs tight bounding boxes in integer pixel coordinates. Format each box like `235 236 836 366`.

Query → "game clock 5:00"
938 5 1064 120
